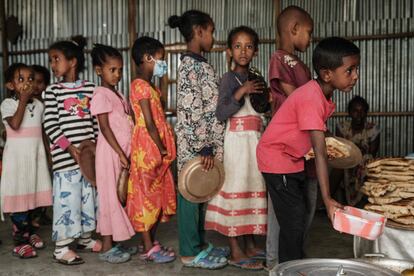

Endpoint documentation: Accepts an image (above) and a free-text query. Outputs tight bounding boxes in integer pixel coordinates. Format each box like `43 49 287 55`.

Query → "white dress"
1 98 52 215
205 95 267 237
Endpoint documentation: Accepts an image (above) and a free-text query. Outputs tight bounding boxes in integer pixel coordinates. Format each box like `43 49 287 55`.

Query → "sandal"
53 248 84 265
181 248 227 269
76 239 102 253
229 258 263 270
153 240 175 257
140 244 175 264
114 243 138 256
248 249 266 260
99 247 130 264
12 244 37 259
29 234 45 249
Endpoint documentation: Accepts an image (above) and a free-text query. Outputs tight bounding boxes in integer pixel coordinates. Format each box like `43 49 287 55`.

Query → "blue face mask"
151 57 168 78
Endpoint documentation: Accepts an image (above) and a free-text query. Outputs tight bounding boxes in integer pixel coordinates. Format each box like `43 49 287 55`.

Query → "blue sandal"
182 248 227 269
140 245 175 264
114 243 138 256
99 247 131 264
206 243 230 259
229 258 263 270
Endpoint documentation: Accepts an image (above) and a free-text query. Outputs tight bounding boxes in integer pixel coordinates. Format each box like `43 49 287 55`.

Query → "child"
31 65 51 102
168 10 227 269
266 6 314 268
204 26 266 270
0 63 52 258
90 44 135 263
126 36 176 263
43 36 101 265
257 37 360 262
29 64 52 227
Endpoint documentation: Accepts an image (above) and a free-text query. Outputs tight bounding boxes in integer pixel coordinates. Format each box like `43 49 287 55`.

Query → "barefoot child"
1 63 52 258
44 37 101 265
126 36 176 263
168 10 227 269
266 6 314 268
205 26 267 270
90 44 135 263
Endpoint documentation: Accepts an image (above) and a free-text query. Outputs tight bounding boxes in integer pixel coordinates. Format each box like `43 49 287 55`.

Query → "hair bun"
168 15 181 28
71 35 87 50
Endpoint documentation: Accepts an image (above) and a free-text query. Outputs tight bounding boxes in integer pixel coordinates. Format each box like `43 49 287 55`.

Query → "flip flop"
229 258 263 270
248 249 266 260
181 248 227 270
140 244 175 264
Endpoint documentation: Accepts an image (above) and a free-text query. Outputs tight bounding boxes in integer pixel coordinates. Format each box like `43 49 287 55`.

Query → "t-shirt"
268 49 311 112
257 80 335 174
43 80 98 172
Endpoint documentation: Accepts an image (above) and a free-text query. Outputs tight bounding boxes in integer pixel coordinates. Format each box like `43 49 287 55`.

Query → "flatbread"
368 197 402 204
305 137 350 160
366 159 383 169
365 204 413 216
366 178 389 184
381 174 414 182
390 216 414 225
399 191 414 199
381 170 414 176
382 166 410 172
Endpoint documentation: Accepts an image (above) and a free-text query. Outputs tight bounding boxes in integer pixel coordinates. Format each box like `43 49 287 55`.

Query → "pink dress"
90 86 135 241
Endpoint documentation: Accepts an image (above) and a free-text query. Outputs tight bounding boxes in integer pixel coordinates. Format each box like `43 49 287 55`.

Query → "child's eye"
18 77 24 82
247 45 253 49
234 45 240 49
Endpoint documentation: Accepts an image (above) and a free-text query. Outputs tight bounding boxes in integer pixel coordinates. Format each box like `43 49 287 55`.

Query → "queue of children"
0 5 361 271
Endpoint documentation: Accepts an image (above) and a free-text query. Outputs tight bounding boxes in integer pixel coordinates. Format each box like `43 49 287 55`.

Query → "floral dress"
126 79 176 232
336 120 381 205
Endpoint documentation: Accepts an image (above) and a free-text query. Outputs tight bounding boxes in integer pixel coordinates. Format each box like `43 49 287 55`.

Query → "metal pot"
354 253 414 273
270 258 400 276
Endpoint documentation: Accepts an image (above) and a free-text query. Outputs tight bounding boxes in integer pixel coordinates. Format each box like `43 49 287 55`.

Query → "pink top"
257 80 335 174
268 50 311 112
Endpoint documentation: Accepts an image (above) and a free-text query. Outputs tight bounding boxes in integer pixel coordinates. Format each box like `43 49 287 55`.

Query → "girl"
1 63 52 258
126 36 176 263
90 44 135 263
205 26 267 270
168 10 227 269
44 36 101 265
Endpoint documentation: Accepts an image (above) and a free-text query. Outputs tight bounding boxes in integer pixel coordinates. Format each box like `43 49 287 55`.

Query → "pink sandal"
139 244 175 263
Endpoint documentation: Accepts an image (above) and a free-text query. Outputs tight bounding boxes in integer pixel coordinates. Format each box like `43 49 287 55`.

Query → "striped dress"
43 80 98 172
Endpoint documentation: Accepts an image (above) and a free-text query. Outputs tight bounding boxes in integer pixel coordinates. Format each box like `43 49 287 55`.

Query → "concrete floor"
0 211 353 275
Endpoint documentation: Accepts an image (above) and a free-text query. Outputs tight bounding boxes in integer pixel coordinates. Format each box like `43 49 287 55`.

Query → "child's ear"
144 54 152 63
95 66 102 76
254 49 258 57
5 81 14 91
291 22 299 35
319 69 332 82
226 48 232 58
69 58 77 69
194 25 203 38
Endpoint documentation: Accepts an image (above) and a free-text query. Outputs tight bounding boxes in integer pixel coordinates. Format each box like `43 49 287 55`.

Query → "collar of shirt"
180 51 207 63
58 79 85 89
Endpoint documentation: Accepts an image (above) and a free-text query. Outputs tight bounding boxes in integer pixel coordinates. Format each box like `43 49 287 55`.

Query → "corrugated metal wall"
0 0 413 156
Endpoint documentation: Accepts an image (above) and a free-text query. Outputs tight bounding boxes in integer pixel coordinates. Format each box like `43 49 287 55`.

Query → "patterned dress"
126 79 176 232
336 120 381 205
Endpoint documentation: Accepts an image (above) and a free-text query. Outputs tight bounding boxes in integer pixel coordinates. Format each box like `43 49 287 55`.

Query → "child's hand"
201 155 214 172
20 82 33 102
241 80 265 95
119 153 130 169
324 197 344 222
67 145 80 164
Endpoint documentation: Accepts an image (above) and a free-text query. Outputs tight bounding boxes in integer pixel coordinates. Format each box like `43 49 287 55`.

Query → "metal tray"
270 258 400 276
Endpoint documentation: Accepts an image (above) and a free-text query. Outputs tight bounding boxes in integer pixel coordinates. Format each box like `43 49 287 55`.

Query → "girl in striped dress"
1 63 52 259
43 36 101 265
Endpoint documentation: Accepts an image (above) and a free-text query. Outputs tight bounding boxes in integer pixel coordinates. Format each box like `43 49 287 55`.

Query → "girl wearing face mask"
126 36 176 263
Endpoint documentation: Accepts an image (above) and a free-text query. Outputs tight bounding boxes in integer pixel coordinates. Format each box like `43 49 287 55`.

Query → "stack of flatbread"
362 158 414 225
305 137 351 160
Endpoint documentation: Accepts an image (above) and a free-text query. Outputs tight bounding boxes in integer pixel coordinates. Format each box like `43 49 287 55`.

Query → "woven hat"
178 157 225 203
78 140 96 185
328 137 363 169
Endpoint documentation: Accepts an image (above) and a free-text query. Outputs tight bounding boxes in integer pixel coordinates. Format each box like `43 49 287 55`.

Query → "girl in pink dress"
90 44 135 263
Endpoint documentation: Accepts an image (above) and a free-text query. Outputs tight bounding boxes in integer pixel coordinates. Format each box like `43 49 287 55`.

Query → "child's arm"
278 80 297 97
310 130 343 221
97 113 129 168
5 88 32 130
139 99 167 156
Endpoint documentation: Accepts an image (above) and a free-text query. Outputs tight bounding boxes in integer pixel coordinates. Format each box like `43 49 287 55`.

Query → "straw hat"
78 140 96 186
328 137 363 169
178 157 225 203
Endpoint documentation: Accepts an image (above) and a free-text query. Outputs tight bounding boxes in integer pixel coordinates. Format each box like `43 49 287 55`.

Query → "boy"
266 5 313 269
257 37 360 262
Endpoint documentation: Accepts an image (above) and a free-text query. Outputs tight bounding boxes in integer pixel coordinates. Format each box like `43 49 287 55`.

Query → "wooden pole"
0 0 9 75
274 0 281 48
128 0 137 81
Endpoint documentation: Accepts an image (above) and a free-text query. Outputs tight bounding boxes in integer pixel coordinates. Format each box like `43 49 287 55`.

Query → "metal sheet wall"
1 0 413 157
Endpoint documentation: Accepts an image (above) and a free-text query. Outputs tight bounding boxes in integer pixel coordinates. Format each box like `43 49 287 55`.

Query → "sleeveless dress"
205 88 267 237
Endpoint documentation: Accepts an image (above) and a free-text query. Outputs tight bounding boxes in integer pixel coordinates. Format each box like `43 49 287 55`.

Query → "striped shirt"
43 80 98 172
